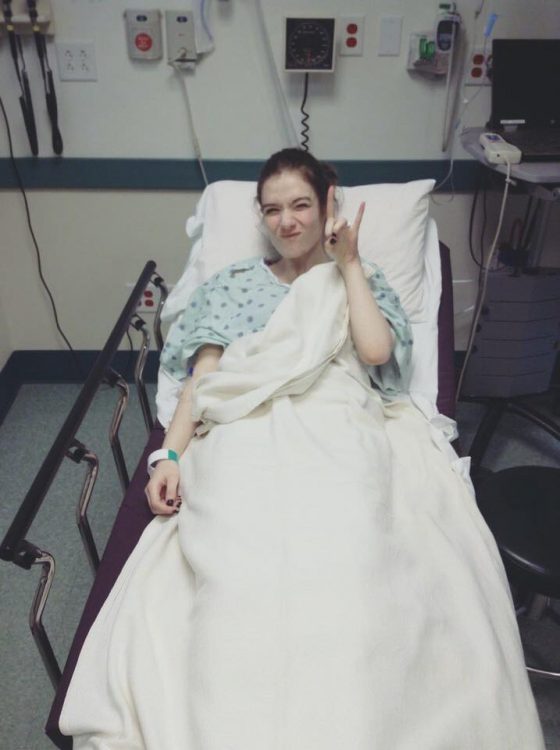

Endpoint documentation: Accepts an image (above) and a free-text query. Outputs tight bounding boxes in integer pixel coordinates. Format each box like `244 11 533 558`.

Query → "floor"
0 383 559 749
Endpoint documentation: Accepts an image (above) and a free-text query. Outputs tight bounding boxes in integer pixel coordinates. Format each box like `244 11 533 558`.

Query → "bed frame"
0 245 455 749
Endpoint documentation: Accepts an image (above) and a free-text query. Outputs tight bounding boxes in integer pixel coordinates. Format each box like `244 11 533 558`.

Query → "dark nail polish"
166 499 174 507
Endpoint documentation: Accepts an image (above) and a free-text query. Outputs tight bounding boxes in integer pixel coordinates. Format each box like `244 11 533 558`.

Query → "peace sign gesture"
324 185 365 269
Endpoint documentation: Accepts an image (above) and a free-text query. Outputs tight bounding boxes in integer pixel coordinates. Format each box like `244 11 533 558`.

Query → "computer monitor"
491 39 560 128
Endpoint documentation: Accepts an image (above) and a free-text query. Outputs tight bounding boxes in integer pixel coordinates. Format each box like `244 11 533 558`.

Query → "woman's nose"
279 209 295 228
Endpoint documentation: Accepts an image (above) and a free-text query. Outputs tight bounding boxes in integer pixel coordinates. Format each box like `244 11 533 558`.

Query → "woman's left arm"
324 187 393 366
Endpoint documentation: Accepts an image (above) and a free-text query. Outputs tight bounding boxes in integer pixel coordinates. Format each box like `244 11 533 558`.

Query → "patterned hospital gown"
160 257 413 397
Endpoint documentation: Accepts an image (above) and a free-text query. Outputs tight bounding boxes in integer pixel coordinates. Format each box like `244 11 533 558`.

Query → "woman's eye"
263 208 279 216
295 203 310 210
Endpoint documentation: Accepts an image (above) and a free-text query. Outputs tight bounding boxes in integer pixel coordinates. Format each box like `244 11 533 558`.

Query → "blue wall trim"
0 158 484 191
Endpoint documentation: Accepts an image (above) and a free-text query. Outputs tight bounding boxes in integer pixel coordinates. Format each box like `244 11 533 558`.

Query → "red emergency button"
135 33 153 52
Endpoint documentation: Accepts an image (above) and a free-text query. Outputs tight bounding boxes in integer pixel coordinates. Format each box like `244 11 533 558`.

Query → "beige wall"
1 1 559 160
2 187 558 356
1 0 559 362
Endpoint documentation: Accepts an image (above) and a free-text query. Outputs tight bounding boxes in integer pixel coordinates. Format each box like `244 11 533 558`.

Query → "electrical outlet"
339 16 365 57
465 46 492 86
55 40 97 81
126 281 174 314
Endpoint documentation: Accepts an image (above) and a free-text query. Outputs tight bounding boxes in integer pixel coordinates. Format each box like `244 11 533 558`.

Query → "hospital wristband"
147 449 179 477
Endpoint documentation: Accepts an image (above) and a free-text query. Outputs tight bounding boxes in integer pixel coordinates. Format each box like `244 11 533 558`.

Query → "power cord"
456 160 514 401
170 62 209 187
300 73 310 151
0 93 84 380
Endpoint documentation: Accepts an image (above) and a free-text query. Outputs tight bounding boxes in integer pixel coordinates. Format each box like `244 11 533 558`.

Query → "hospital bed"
0 178 457 749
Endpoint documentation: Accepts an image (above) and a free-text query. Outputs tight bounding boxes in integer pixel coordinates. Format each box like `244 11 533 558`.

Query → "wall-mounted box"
0 0 53 36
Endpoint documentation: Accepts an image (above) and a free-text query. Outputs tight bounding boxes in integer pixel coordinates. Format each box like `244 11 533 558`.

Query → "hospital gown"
160 256 412 396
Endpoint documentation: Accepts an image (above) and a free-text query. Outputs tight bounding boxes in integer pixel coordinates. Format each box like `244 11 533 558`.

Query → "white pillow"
163 178 434 324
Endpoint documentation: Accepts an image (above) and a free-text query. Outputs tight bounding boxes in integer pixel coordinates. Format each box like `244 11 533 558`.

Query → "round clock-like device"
284 18 336 73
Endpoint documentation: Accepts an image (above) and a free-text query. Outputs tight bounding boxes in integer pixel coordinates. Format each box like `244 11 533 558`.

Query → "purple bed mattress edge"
45 242 456 749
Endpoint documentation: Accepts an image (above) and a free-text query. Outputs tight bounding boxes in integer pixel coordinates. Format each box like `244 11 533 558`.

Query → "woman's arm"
145 344 223 515
337 261 394 366
323 186 393 366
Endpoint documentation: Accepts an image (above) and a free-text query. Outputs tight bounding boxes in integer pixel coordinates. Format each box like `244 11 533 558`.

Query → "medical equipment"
284 17 336 73
165 10 197 65
407 4 461 78
124 9 163 61
2 0 39 154
479 132 521 165
26 0 62 154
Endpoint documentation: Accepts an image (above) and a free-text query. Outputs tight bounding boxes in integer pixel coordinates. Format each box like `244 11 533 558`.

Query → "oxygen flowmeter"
407 3 461 77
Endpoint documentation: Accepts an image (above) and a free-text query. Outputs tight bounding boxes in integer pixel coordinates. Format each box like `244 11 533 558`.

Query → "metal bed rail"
0 260 168 688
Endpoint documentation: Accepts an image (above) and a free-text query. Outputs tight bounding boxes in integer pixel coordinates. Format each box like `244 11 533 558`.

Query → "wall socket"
126 281 173 314
55 41 97 81
339 16 365 56
465 46 491 86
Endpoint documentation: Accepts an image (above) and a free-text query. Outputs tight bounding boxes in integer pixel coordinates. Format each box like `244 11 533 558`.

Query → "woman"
149 148 410 514
62 150 544 749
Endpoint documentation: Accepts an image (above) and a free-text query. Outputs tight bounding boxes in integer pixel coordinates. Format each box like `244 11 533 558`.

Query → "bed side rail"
0 260 166 688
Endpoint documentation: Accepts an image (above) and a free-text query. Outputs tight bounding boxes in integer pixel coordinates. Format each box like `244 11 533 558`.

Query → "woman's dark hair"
256 148 338 213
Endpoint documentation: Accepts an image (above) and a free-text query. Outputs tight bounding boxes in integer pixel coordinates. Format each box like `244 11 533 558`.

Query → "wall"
0 0 559 358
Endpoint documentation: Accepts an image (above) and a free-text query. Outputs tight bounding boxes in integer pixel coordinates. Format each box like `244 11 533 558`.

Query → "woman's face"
260 170 325 261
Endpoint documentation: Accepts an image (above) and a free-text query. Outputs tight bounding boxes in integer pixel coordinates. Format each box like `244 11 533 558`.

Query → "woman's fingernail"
166 499 174 507
329 234 337 245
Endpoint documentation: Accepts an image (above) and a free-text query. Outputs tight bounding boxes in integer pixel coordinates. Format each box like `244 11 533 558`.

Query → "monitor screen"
491 39 560 128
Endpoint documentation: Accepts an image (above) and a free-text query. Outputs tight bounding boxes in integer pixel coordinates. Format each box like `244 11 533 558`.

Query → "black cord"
518 196 533 250
468 182 484 270
0 93 84 380
520 199 541 252
479 172 489 283
300 73 310 152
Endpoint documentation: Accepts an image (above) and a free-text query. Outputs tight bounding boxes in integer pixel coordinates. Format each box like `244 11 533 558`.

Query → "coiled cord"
300 73 310 151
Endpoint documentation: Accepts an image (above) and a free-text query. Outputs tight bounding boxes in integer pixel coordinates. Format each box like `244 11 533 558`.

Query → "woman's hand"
145 459 182 516
324 185 365 270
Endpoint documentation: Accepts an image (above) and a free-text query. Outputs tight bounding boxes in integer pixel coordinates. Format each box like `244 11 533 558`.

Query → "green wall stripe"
0 158 484 191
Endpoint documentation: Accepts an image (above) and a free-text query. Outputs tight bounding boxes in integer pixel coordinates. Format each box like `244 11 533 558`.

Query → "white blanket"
61 264 544 749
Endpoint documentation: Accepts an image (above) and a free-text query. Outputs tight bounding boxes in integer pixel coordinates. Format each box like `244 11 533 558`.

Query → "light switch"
378 15 402 56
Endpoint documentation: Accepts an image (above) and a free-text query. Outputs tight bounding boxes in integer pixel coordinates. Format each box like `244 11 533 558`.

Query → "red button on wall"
135 33 153 52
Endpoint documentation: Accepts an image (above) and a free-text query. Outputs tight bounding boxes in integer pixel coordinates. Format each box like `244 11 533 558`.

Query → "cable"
433 6 493 199
0 93 84 379
300 73 310 152
170 62 209 187
468 182 484 269
479 172 488 281
199 0 214 44
456 161 514 402
441 19 460 152
254 0 299 148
